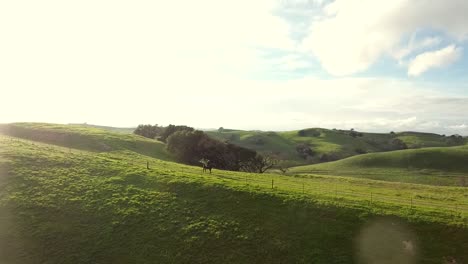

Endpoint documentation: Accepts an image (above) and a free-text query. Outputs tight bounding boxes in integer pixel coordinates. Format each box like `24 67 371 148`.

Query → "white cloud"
302 0 468 76
407 45 462 76
392 36 442 61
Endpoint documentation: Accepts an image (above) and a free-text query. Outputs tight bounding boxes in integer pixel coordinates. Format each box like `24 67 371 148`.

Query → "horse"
202 163 213 173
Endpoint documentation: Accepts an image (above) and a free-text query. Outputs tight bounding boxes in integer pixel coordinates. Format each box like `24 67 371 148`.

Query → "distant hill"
206 128 466 166
2 123 465 169
289 145 468 186
68 123 135 133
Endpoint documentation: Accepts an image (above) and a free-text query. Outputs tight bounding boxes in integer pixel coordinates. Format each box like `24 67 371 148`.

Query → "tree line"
134 124 276 173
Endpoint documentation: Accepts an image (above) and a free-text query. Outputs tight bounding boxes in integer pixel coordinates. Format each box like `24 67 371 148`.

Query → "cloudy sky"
1 0 468 134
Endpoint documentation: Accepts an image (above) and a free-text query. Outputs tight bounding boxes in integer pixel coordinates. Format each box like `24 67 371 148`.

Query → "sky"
1 0 468 134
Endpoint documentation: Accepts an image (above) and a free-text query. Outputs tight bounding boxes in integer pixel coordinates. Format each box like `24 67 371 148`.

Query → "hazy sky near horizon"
1 0 468 134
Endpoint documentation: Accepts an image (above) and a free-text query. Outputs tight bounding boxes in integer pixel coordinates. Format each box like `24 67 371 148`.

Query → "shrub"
296 143 314 159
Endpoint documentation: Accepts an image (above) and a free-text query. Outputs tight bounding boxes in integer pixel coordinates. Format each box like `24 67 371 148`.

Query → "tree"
446 134 464 145
355 148 367 154
218 127 224 133
319 153 339 162
278 166 288 174
296 143 314 159
389 138 408 150
166 130 205 164
240 154 278 173
160 125 194 142
166 129 259 171
133 124 163 139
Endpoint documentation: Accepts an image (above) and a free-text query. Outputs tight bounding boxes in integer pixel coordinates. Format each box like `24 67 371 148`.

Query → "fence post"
410 197 413 210
271 179 274 189
302 182 305 194
370 192 373 207
146 161 149 169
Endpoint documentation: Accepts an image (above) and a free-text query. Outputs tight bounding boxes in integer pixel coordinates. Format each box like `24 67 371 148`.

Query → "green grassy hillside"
68 123 135 133
206 128 464 166
0 123 172 161
289 145 468 186
0 130 467 263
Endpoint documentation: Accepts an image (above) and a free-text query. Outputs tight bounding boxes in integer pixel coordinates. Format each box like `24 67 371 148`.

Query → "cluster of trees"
166 129 277 173
134 124 277 173
296 143 314 159
333 128 363 138
446 134 464 145
388 138 408 150
133 124 194 142
133 124 163 139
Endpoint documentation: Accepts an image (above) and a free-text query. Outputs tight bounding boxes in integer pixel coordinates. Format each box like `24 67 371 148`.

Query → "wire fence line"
295 169 468 179
205 170 468 219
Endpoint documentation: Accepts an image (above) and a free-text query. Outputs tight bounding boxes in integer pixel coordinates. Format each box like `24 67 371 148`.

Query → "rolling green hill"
0 123 173 161
206 128 465 167
0 125 467 263
68 123 135 133
289 145 468 186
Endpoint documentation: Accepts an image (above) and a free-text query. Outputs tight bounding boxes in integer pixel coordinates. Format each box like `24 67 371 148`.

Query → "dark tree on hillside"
160 125 194 142
296 143 314 159
446 134 464 145
389 138 408 150
240 154 278 173
166 129 259 171
355 148 367 154
166 130 206 164
319 153 339 162
133 124 163 139
278 166 288 174
349 129 363 138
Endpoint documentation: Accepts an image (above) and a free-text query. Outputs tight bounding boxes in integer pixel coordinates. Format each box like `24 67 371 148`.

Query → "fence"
202 169 468 222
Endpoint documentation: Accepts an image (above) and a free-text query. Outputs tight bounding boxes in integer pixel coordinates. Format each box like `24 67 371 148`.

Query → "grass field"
0 123 173 161
206 128 465 166
1 125 468 263
289 146 468 186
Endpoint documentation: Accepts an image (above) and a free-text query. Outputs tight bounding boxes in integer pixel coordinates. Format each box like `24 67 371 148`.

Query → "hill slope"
0 123 173 161
207 128 465 166
0 129 467 263
289 145 468 186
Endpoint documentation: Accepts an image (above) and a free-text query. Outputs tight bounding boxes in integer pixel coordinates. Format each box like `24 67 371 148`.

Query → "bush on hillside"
446 134 464 146
133 124 163 139
159 125 194 143
319 153 339 162
296 143 315 159
388 138 408 150
355 148 367 154
349 130 363 138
